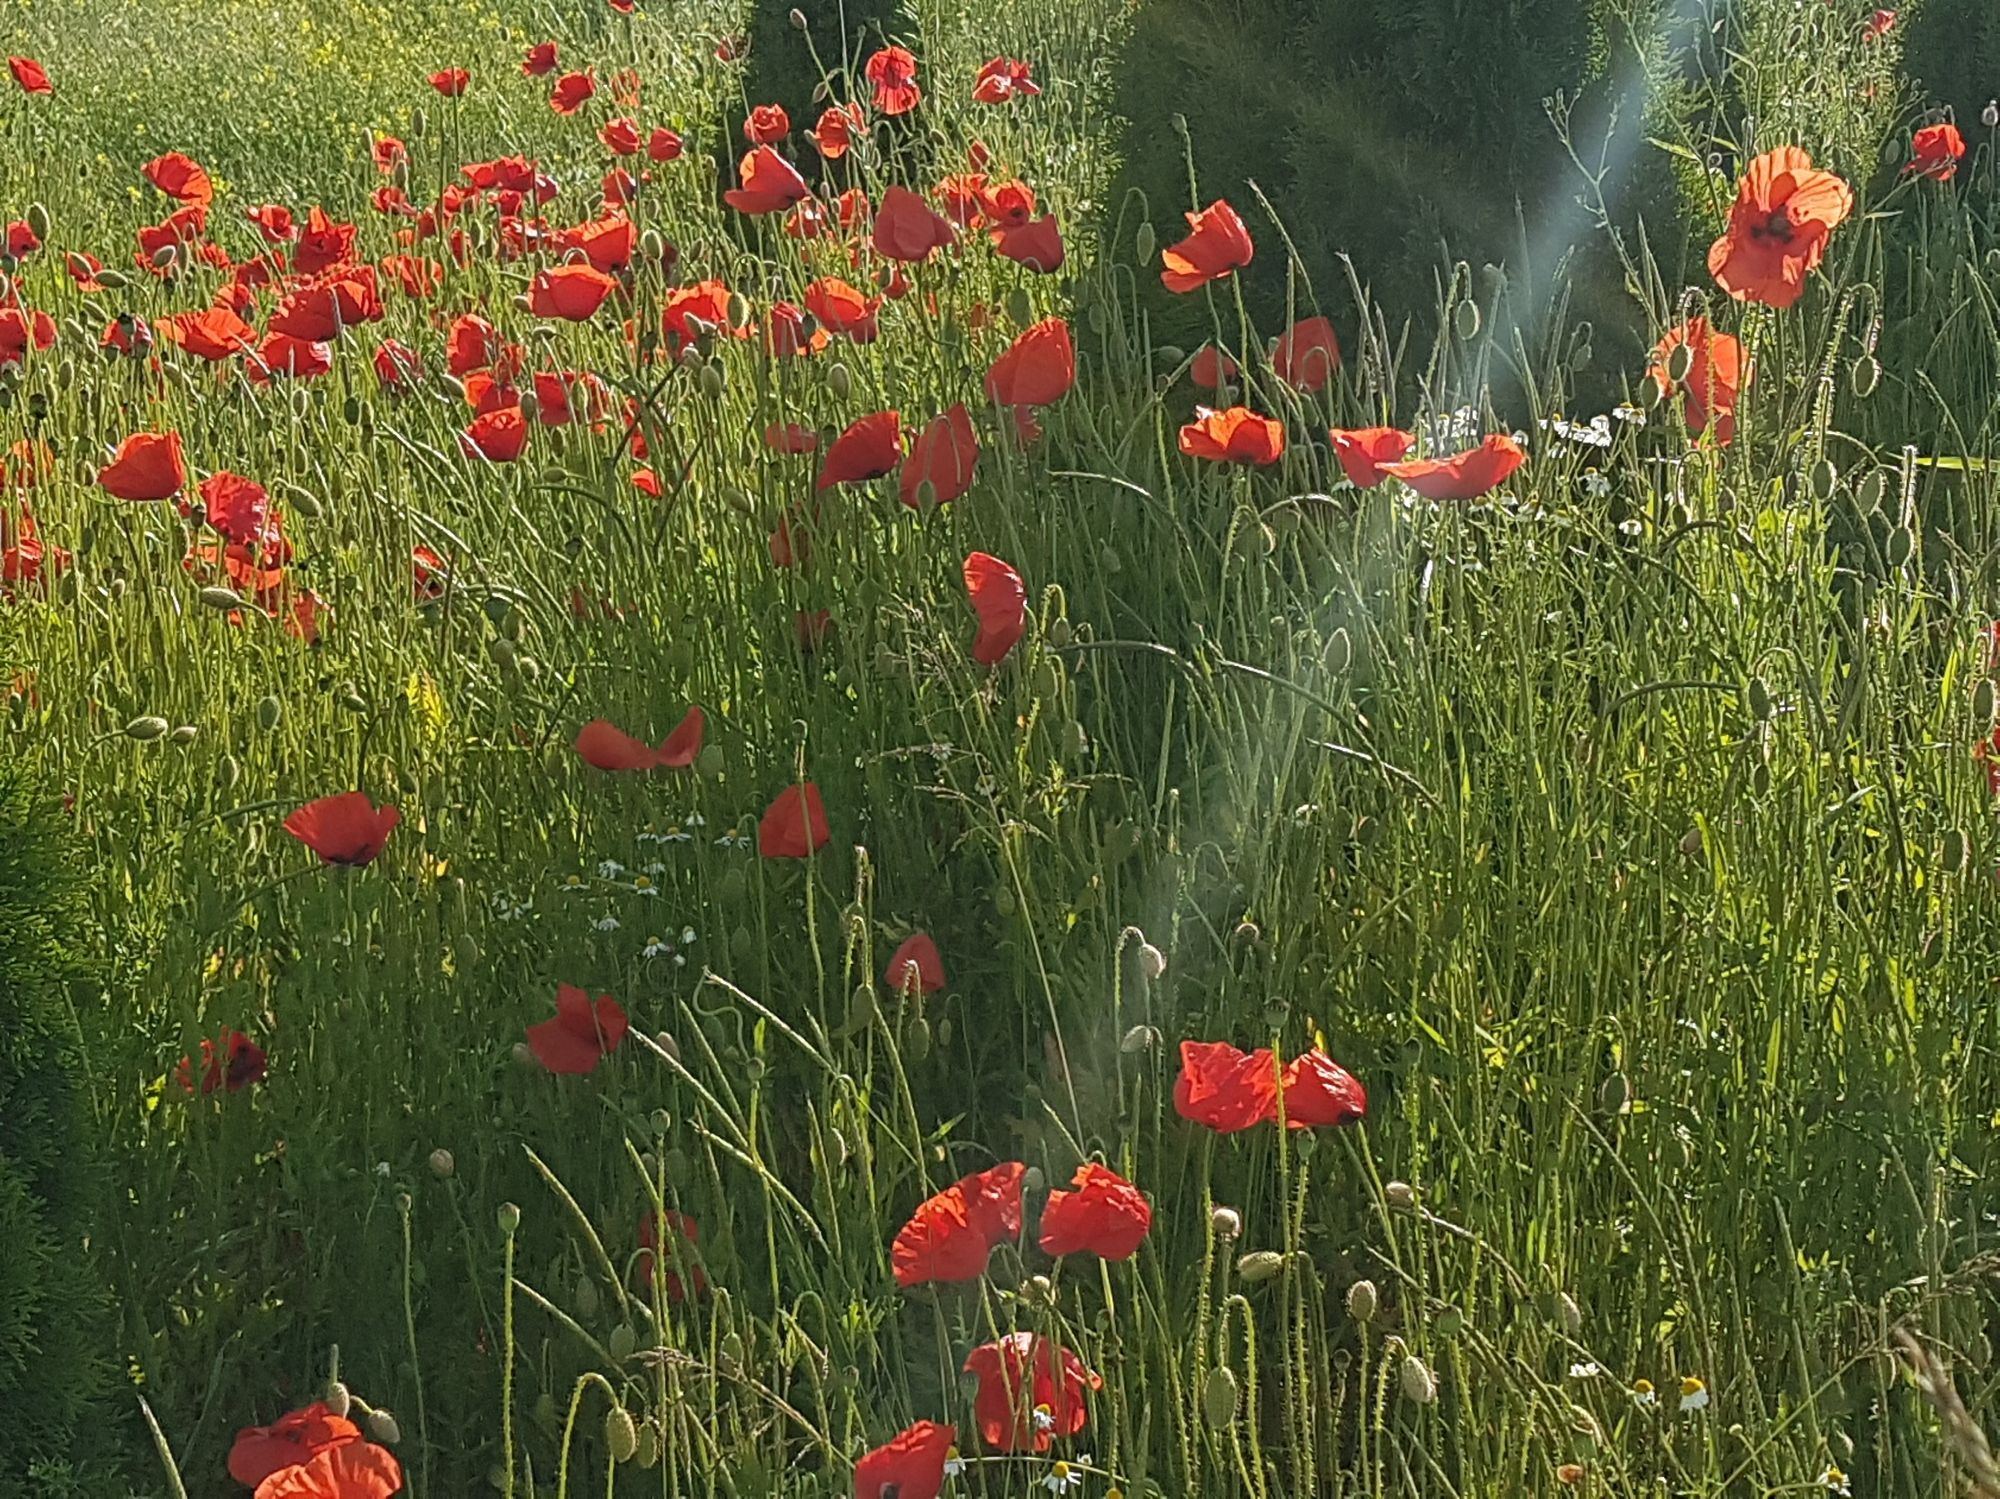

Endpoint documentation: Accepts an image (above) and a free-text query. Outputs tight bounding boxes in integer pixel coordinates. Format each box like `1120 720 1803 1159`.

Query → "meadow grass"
4 0 2000 1496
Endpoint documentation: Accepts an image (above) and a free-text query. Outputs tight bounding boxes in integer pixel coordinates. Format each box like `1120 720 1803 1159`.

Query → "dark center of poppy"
1750 208 1794 245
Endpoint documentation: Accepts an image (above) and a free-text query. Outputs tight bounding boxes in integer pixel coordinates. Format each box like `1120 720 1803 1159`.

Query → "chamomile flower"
642 935 673 959
685 813 707 829
715 826 752 850
490 891 533 921
560 873 587 893
1580 470 1611 499
1678 1375 1709 1413
1611 402 1647 426
593 915 622 933
597 859 627 880
1542 413 1613 448
1632 1378 1657 1406
943 1447 968 1478
1568 1362 1601 1379
679 926 697 946
629 874 660 897
1032 1403 1057 1434
1819 1465 1851 1496
1042 1458 1086 1494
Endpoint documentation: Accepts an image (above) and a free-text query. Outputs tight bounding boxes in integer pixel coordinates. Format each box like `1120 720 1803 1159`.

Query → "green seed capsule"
124 715 169 742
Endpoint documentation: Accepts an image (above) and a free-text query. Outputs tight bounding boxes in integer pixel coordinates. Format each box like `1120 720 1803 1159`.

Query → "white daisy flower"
943 1447 967 1478
642 935 672 959
593 916 622 932
1819 1465 1851 1495
1041 1459 1086 1494
1678 1376 1709 1413
1632 1378 1657 1407
597 859 626 880
1568 1362 1601 1379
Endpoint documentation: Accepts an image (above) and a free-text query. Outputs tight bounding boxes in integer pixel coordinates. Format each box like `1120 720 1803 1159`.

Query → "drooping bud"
1236 1250 1285 1283
605 1406 639 1463
366 1408 401 1444
1210 1205 1242 1240
1134 220 1156 266
1137 943 1167 981
1384 1180 1417 1211
428 1148 455 1178
124 715 170 741
1201 1366 1239 1429
1399 1355 1437 1405
1346 1279 1379 1323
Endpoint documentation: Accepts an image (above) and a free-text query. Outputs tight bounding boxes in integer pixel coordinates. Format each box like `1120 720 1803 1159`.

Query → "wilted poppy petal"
963 551 1025 666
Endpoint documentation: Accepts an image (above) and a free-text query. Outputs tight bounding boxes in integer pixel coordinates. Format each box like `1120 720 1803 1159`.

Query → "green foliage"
0 767 119 1492
1110 0 1694 374
1903 0 2000 135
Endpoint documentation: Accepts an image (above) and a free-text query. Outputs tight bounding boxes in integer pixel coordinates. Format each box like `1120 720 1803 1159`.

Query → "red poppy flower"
743 103 790 143
973 57 1039 104
1380 432 1526 500
250 332 334 383
884 932 945 994
64 251 108 292
284 792 399 867
143 151 214 207
370 134 406 174
526 983 629 1074
0 307 54 367
817 410 904 491
1179 405 1285 465
1908 122 1966 183
251 1440 402 1499
759 783 831 858
5 218 36 258
1173 1039 1280 1132
1278 1048 1367 1127
565 212 634 273
1863 7 1896 40
8 56 52 95
864 45 922 115
1648 319 1745 444
528 263 619 321
374 339 424 389
157 306 256 362
657 705 704 768
984 318 1074 408
197 471 270 547
293 206 358 276
1187 345 1239 389
271 268 384 342
646 126 683 162
872 185 956 262
1 504 67 595
100 314 152 356
1273 315 1340 392
1329 426 1415 487
804 277 882 342
532 370 612 428
135 203 206 262
428 67 469 96
1161 200 1253 293
228 1402 362 1487
992 214 1064 272
764 422 820 454
1038 1161 1151 1260
634 1207 706 1303
890 1161 1024 1287
962 1333 1101 1454
963 551 1025 665
763 301 829 358
175 1027 268 1097
809 102 864 158
854 1421 955 1499
1706 146 1853 309
598 115 642 156
660 278 747 350
445 313 499 375
380 254 440 299
576 718 664 771
900 404 978 509
99 431 185 501
723 146 810 215
522 40 558 76
462 406 529 462
242 204 297 245
550 69 596 115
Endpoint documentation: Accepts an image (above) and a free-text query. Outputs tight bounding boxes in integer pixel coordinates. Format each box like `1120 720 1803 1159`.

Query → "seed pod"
1346 1278 1379 1323
1201 1366 1239 1428
124 715 169 742
1399 1354 1437 1405
605 1406 639 1463
1236 1250 1285 1282
1453 299 1481 340
200 585 245 611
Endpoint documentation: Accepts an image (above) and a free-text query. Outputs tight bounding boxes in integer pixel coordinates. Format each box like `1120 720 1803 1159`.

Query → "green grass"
4 0 2000 1496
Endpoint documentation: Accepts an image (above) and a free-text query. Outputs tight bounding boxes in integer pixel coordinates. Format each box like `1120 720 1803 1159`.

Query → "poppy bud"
1133 219 1156 266
994 884 1016 916
634 1423 660 1468
338 690 369 714
1887 525 1915 568
1556 1291 1582 1334
1987 101 2000 129
1020 1272 1054 1305
605 1405 639 1462
1975 678 1997 726
905 1015 931 1059
1855 469 1886 514
124 715 169 741
1598 1070 1630 1115
699 363 726 401
1435 1304 1465 1337
1745 677 1773 721
151 243 179 270
497 1201 522 1235
366 1408 401 1444
1342 1277 1381 1322
409 106 427 140
789 6 808 26
216 754 242 791
1807 457 1838 501
510 1041 535 1067
1137 942 1166 980
573 1274 600 1319
1236 1250 1285 1283
1098 542 1121 574
94 266 129 290
1201 1366 1239 1429
1664 340 1694 385
726 292 750 328
1119 1022 1159 1053
608 1323 637 1360
1453 299 1482 341
1384 1180 1416 1211
1851 354 1881 398
428 1148 455 1178
1677 825 1703 857
488 637 517 670
1210 1205 1242 1240
251 697 282 734
324 1381 351 1419
827 362 852 400
1399 1355 1437 1405
516 389 540 424
639 227 665 263
198 585 244 613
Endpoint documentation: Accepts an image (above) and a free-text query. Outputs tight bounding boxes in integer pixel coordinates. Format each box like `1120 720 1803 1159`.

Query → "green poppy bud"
324 1382 350 1419
124 715 169 741
199 585 244 611
1400 1355 1437 1405
1134 220 1156 266
1454 299 1482 340
25 202 49 241
1201 1366 1239 1428
605 1406 638 1463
